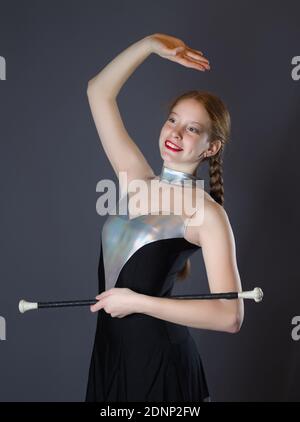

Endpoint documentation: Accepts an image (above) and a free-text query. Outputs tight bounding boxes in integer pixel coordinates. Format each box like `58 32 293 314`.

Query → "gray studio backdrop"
1 0 300 402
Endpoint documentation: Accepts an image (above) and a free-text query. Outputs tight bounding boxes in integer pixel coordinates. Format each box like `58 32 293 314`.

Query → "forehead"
171 99 210 126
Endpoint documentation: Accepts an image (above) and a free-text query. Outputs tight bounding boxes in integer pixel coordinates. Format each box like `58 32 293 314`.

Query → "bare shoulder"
185 189 232 247
199 196 234 248
189 187 223 219
203 195 229 224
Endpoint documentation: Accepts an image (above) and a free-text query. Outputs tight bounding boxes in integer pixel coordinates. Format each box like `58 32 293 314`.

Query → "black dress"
85 190 210 402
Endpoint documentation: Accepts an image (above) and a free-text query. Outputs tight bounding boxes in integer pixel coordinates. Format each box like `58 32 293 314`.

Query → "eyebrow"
169 111 205 128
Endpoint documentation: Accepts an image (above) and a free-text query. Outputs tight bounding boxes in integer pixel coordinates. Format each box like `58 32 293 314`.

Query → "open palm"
149 33 210 71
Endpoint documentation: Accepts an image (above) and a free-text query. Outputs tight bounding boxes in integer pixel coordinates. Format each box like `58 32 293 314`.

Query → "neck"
159 164 199 186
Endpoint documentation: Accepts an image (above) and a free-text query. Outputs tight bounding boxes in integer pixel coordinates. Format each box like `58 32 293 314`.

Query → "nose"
170 128 182 139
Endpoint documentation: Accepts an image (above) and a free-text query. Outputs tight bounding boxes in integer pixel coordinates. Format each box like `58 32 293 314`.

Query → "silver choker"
159 165 199 186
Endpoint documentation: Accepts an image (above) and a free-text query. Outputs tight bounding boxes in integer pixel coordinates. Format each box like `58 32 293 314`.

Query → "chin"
161 147 180 158
161 152 177 163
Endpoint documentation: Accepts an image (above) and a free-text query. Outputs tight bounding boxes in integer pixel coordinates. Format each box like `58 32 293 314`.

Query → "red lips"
165 140 183 151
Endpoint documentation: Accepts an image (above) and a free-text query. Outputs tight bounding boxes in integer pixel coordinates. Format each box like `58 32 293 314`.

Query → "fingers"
90 300 104 312
90 302 101 312
95 289 113 300
180 55 210 71
91 291 109 312
185 48 210 66
91 288 118 312
194 49 204 55
173 46 210 71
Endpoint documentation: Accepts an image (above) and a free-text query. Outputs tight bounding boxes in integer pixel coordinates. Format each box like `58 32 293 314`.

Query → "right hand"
147 33 210 72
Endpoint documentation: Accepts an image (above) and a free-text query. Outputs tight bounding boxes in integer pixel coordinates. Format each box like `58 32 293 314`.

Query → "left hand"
90 287 141 318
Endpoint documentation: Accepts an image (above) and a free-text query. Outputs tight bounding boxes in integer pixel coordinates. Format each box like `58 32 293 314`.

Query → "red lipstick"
165 140 183 152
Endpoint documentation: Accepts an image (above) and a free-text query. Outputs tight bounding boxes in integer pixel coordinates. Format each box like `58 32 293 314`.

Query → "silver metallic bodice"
102 192 189 291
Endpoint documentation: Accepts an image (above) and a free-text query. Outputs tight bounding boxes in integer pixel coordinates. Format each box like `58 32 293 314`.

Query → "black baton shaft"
37 292 238 309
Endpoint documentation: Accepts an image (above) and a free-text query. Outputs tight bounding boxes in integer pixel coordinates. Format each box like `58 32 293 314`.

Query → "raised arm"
86 34 210 191
86 35 156 189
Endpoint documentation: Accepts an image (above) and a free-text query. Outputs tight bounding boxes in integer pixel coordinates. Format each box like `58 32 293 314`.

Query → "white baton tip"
253 287 264 302
238 287 264 302
19 300 38 313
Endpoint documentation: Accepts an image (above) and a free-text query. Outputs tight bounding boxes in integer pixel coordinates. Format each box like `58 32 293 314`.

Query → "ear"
209 140 222 157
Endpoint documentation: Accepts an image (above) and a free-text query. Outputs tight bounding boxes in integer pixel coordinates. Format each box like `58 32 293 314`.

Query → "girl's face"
159 98 212 170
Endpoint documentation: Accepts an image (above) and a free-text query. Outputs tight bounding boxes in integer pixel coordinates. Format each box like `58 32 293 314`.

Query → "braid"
208 149 224 207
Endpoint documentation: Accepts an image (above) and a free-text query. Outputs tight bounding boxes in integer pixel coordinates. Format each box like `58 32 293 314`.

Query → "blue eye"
168 118 199 134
